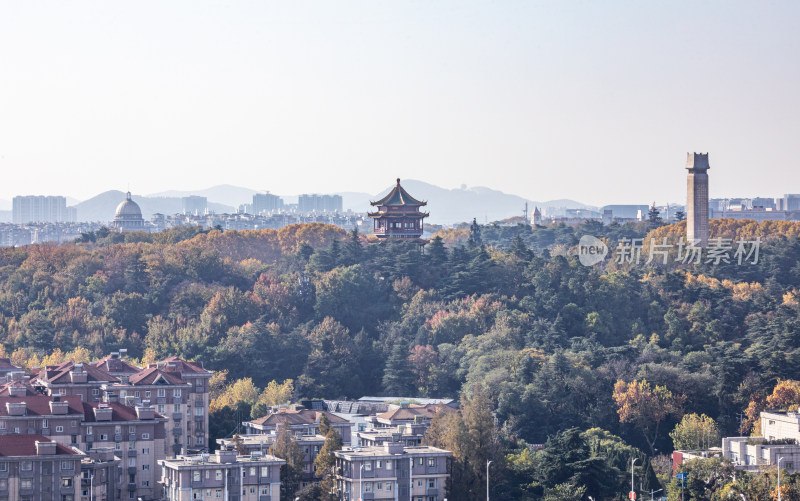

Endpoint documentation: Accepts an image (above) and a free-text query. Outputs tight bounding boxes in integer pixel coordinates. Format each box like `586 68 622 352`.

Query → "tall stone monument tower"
686 152 710 246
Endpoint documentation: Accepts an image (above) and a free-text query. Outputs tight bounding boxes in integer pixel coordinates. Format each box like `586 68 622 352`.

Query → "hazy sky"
1 1 798 206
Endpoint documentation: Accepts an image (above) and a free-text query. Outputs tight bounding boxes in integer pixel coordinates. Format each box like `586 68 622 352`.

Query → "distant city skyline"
1 1 799 205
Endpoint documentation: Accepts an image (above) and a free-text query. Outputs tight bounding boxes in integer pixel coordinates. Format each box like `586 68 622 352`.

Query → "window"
215 470 222 481
142 465 150 471
42 419 49 428
158 389 166 397
174 404 181 412
157 405 165 413
145 391 151 398
215 489 222 498
62 478 73 488
428 458 436 467
386 483 392 491
377 482 383 490
196 437 204 445
141 481 149 487
61 461 73 470
364 461 372 471
114 442 121 451
0 478 8 489
418 457 424 466
56 426 64 433
386 460 392 470
260 466 269 476
249 467 256 476
0 422 4 429
100 434 108 441
365 482 372 493
142 448 150 455
205 470 210 479
428 478 436 488
135 391 140 398
128 458 135 467
142 433 150 440
173 389 181 397
115 426 121 434
20 479 33 489
193 471 201 482
261 487 269 495
249 487 256 494
92 388 99 396
787 462 795 470
0 463 5 472
71 420 77 428
376 460 382 469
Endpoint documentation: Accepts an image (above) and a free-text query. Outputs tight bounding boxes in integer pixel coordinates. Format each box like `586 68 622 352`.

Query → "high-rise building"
252 193 284 214
181 196 207 215
777 194 800 211
298 194 342 213
12 195 70 223
686 152 710 246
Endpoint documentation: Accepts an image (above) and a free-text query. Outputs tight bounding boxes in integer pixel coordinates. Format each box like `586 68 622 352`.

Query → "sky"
1 1 799 206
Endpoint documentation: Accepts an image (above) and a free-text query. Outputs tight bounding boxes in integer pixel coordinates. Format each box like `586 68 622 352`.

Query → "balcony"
40 428 50 436
81 477 91 487
194 414 204 422
259 496 272 501
114 433 122 442
195 399 204 407
128 466 137 475
426 488 439 496
127 483 137 491
129 433 137 441
173 428 183 436
172 412 183 420
128 450 137 457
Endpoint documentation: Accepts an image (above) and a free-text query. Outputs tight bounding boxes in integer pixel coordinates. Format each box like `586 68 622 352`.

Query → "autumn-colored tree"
211 377 259 413
613 379 685 454
669 413 720 450
767 380 800 411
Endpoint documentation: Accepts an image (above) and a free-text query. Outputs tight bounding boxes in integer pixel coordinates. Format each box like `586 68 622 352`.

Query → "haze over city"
1 1 799 206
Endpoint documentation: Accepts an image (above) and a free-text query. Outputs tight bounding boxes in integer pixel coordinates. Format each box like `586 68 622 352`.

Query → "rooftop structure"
112 192 145 233
368 179 429 243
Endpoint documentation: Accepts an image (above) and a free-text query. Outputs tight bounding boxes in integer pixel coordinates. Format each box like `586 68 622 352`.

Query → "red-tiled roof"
249 409 348 427
0 380 39 397
0 395 84 416
0 358 22 371
156 357 211 375
377 404 454 421
91 356 140 375
127 367 187 386
0 434 80 457
39 362 118 385
81 402 164 422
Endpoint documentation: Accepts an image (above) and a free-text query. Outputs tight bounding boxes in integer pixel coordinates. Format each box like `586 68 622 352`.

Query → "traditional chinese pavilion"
369 178 429 244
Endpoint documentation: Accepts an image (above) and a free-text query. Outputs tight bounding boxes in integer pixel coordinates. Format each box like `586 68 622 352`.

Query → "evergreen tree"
269 427 305 498
313 424 343 499
648 202 663 228
382 343 415 395
674 209 686 222
468 218 483 246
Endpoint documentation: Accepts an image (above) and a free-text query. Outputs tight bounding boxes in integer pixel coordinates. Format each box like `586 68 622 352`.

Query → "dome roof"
115 192 142 219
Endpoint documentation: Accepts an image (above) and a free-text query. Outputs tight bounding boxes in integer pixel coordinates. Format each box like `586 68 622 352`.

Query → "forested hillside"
2 219 800 498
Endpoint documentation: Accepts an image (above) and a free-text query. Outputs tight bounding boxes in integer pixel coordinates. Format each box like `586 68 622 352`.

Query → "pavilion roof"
370 179 427 207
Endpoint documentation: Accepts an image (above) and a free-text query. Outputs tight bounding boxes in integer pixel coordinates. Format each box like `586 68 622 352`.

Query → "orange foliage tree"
613 379 685 454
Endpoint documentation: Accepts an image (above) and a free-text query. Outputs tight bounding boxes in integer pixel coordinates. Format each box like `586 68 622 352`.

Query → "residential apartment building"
12 195 73 224
105 366 192 457
0 434 85 501
217 433 326 489
159 449 285 501
334 443 452 501
244 407 352 445
151 357 213 453
718 411 800 474
35 362 119 403
80 447 120 501
0 395 86 446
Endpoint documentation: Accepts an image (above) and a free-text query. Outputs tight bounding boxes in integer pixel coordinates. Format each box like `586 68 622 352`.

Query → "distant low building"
243 407 351 445
0 434 86 501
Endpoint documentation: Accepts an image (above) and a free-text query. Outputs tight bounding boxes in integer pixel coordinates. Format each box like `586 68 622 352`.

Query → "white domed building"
112 192 146 232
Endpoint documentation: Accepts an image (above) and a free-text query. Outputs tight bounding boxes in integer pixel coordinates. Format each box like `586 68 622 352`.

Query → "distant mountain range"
74 191 235 222
8 182 596 225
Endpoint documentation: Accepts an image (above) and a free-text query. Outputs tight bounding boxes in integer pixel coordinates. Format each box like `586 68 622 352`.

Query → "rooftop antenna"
523 202 529 223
